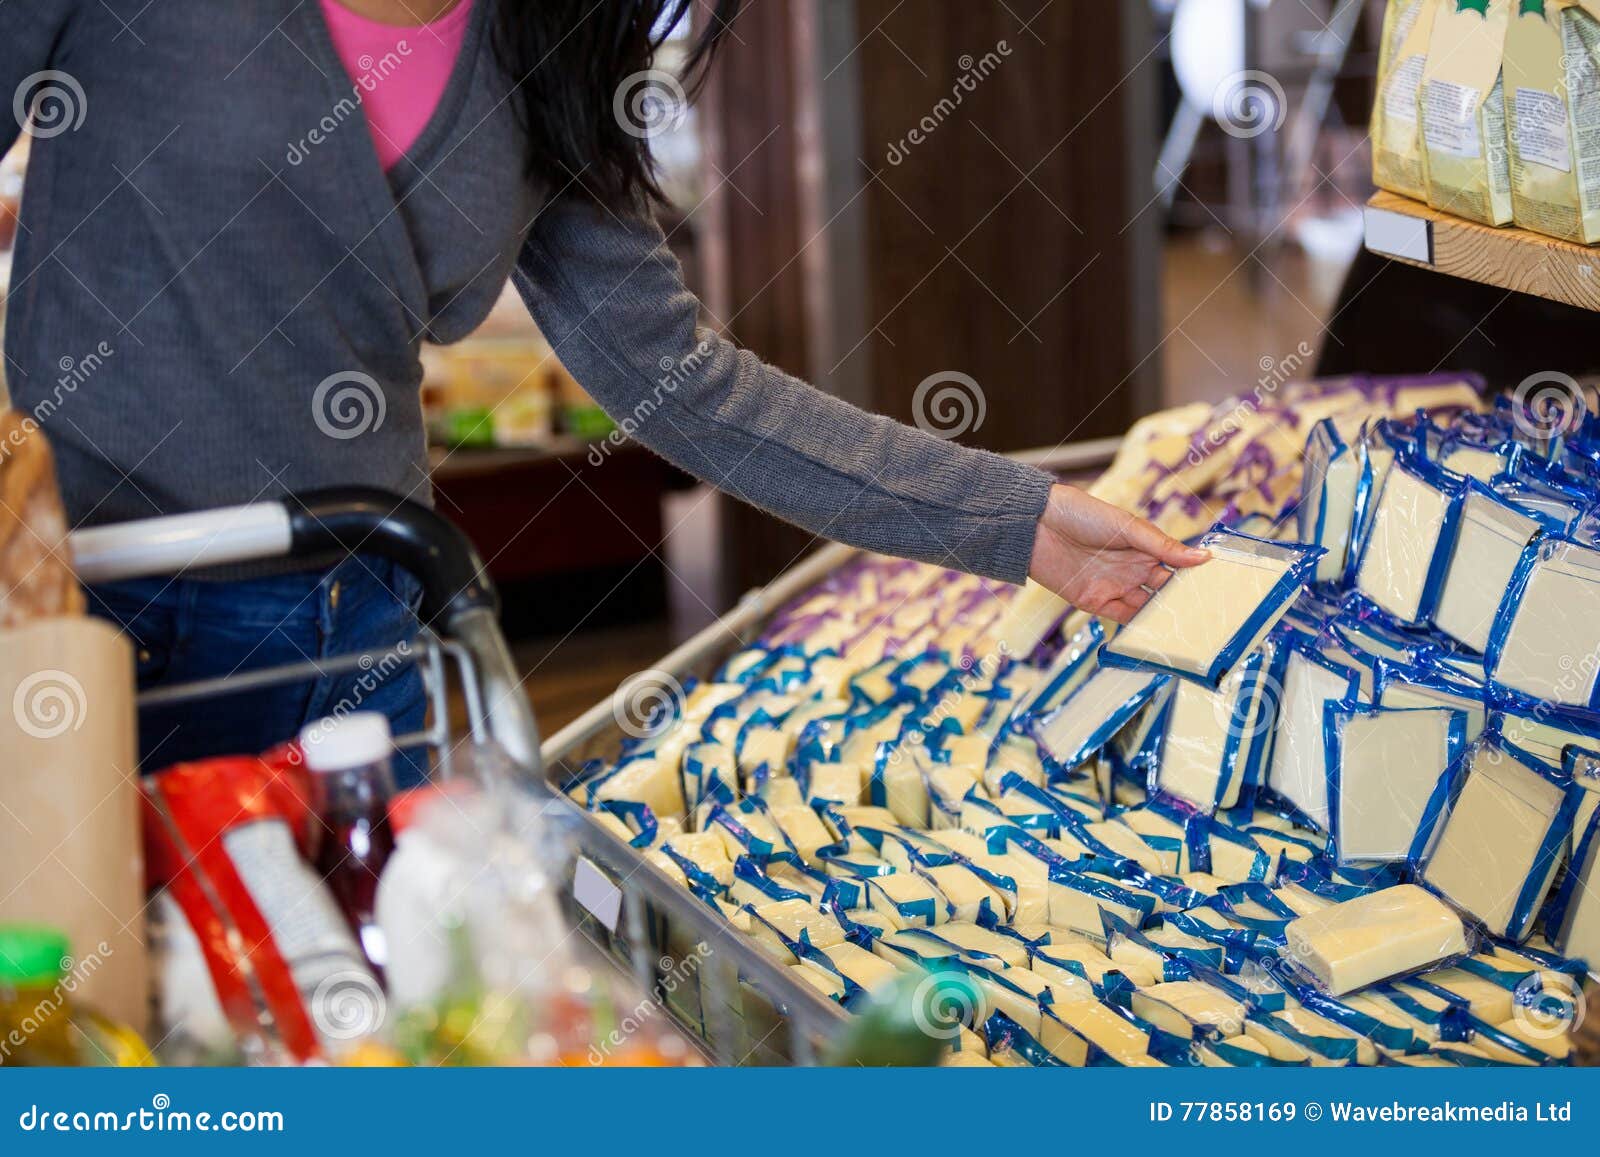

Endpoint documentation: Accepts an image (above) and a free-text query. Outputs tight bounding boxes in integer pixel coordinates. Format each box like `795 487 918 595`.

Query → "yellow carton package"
1374 0 1443 200
1422 0 1515 224
1505 0 1600 241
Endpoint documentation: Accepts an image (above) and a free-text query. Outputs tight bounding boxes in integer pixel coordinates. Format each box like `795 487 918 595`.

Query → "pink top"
318 0 474 171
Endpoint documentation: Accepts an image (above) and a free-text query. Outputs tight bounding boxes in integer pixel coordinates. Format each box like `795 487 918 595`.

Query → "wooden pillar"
698 0 1161 594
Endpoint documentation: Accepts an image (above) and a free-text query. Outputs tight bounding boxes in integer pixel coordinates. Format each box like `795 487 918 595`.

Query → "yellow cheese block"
1284 884 1469 995
665 832 735 888
1131 981 1248 1038
918 864 1007 924
1033 934 1149 987
594 757 685 823
751 898 846 952
771 805 835 864
925 922 1030 968
799 942 903 996
806 762 865 806
1050 998 1158 1065
865 873 953 929
789 963 845 1000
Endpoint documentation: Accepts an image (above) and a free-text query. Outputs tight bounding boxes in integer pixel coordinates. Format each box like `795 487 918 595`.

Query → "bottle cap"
300 712 392 773
0 925 70 988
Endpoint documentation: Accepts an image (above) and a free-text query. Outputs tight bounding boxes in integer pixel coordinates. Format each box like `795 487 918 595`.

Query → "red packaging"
143 754 379 1063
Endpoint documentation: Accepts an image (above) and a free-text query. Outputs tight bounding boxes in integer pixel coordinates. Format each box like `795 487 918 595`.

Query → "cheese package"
1030 663 1167 768
1100 530 1321 688
1324 704 1468 863
1374 0 1442 200
1283 884 1470 995
1299 418 1363 584
1266 643 1365 831
1421 0 1514 225
1344 421 1404 585
1549 805 1600 967
1487 536 1600 708
1433 484 1544 651
1354 456 1463 626
1153 653 1263 813
1505 0 1600 242
1566 744 1600 857
1130 980 1249 1039
1417 738 1578 939
1374 660 1488 740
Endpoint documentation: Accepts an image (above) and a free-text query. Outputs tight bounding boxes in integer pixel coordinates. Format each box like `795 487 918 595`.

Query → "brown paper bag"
0 409 84 626
0 610 146 1034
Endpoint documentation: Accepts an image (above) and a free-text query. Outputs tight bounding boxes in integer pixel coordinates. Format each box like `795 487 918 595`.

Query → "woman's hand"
1027 484 1209 625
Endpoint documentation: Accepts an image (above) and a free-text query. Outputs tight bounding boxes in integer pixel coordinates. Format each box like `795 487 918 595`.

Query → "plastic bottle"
301 713 398 980
378 743 590 1064
373 783 473 1011
0 925 154 1067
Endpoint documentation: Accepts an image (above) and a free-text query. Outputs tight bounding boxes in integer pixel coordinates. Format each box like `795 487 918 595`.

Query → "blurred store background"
0 1 1466 732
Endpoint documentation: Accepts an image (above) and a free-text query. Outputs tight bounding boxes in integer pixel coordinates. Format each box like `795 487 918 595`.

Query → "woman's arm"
514 198 1203 610
0 2 82 160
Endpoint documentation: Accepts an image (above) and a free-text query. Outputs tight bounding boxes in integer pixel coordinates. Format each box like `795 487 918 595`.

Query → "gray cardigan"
1 0 1053 583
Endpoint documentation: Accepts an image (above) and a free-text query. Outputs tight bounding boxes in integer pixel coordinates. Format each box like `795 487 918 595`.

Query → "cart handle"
71 487 496 629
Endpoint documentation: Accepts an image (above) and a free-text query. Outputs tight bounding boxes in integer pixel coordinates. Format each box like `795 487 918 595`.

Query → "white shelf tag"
1364 205 1433 265
574 856 623 932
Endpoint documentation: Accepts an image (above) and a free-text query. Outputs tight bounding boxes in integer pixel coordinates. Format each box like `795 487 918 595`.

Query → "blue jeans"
87 556 429 787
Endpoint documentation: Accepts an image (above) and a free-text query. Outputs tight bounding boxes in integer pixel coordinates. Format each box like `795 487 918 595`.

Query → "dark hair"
491 0 742 211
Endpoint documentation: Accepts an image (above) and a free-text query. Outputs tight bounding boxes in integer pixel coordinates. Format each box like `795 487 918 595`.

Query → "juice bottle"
0 925 154 1066
301 713 398 981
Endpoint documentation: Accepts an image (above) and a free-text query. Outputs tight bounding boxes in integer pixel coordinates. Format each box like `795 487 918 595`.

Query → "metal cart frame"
68 438 1118 1066
538 437 1123 1064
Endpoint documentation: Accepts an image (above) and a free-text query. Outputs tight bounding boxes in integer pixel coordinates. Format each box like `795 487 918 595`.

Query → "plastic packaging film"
1325 705 1468 863
1418 739 1578 940
1284 884 1470 995
1488 538 1600 708
1267 645 1364 832
1100 530 1322 688
1433 485 1542 652
1154 657 1260 812
1031 664 1166 769
1298 418 1362 585
1354 457 1461 626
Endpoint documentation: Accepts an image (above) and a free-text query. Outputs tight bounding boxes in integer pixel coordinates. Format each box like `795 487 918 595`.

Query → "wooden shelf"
1364 190 1600 313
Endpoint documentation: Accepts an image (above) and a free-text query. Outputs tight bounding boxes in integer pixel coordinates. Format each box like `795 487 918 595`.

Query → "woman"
1 0 1203 778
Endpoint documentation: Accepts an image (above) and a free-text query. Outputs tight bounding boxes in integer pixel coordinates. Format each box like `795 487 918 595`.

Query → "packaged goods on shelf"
566 378 1600 1067
1373 0 1441 202
1505 0 1600 242
1422 0 1515 226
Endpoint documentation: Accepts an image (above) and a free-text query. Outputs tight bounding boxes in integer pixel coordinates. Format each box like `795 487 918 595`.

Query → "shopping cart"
67 487 849 1065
